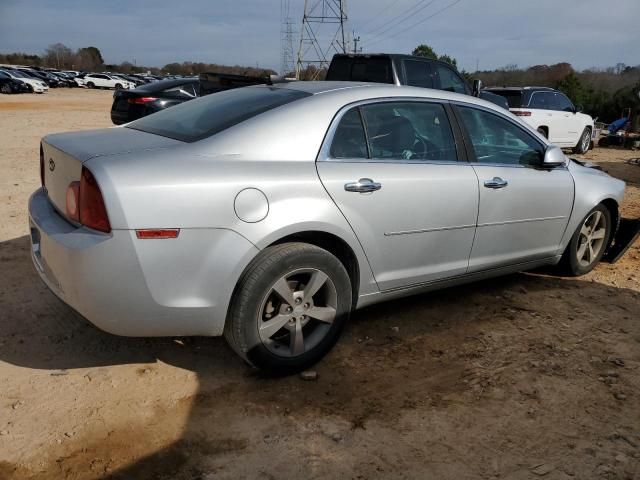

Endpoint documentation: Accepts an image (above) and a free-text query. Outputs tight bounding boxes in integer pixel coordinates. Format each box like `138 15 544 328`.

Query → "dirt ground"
0 89 639 480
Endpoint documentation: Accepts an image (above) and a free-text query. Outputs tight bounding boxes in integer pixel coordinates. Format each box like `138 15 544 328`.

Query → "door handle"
484 177 508 189
344 178 382 193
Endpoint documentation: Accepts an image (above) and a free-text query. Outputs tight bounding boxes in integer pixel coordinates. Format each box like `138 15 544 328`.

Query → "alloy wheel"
257 268 337 357
576 210 607 267
581 131 590 152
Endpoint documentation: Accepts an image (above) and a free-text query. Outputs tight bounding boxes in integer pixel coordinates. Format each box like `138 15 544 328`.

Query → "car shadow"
1 234 639 479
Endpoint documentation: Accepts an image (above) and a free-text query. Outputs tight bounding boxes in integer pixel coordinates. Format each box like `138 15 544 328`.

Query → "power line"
355 0 401 32
364 0 435 36
364 0 463 48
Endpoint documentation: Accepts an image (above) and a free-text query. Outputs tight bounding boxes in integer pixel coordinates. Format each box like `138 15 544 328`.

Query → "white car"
0 68 48 93
485 87 595 154
83 74 135 90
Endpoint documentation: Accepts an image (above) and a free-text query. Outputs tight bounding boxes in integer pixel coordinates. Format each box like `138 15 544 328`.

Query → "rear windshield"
487 90 524 108
326 57 394 83
126 86 311 142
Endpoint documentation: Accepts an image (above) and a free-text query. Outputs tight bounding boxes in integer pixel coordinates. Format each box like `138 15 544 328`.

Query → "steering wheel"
409 135 428 160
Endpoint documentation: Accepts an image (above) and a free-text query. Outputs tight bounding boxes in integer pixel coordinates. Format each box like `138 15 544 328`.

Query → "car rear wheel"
1 84 11 94
224 242 351 374
573 128 591 154
86 82 95 89
115 83 122 90
559 204 611 276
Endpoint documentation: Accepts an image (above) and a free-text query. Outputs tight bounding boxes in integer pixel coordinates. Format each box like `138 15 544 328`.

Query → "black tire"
1 84 11 94
86 82 95 89
558 204 611 276
224 242 352 374
115 83 122 90
573 127 592 154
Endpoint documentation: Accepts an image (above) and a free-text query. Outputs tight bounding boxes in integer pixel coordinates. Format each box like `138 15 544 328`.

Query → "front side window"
361 102 456 161
435 65 467 94
554 93 575 112
457 106 544 166
403 60 434 88
127 86 311 142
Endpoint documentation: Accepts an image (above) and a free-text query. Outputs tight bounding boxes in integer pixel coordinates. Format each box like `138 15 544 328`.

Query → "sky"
0 0 638 73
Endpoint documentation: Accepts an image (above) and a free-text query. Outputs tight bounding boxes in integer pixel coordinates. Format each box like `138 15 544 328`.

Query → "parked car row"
0 64 188 94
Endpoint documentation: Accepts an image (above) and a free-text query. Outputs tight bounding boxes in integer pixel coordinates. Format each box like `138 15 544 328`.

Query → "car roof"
330 53 464 70
485 86 555 92
272 81 503 110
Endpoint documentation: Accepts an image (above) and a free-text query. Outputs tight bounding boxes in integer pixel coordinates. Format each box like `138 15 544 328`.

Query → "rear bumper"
28 188 259 337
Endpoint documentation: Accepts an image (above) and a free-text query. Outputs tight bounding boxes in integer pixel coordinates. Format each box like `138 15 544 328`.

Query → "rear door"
317 100 479 291
453 103 574 270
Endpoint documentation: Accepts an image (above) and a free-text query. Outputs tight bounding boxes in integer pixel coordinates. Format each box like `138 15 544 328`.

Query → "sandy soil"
0 89 639 480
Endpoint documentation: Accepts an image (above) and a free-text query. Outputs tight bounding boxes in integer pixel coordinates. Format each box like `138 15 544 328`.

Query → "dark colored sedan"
110 78 199 125
0 75 30 94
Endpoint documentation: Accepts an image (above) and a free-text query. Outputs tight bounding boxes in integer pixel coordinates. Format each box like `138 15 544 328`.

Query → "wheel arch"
600 197 620 249
267 230 361 309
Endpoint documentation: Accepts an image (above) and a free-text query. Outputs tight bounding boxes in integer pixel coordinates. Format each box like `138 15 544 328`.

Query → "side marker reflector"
136 229 180 239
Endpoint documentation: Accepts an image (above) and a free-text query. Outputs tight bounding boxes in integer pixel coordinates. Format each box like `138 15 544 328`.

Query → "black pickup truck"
326 53 508 109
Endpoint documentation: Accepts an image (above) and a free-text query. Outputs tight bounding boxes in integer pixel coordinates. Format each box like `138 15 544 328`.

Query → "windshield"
126 86 311 142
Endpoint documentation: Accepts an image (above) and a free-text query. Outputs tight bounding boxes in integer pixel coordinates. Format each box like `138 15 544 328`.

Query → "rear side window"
330 109 368 159
127 86 311 142
488 91 524 108
162 83 197 98
403 60 434 88
326 57 394 83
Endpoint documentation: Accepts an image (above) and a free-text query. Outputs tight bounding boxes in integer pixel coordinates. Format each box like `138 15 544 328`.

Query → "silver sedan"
29 82 628 373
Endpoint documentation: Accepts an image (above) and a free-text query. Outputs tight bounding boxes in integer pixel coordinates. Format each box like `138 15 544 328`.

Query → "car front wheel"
560 204 611 276
573 128 591 154
225 242 352 374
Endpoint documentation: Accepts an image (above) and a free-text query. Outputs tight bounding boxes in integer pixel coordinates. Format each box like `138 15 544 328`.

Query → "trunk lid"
42 127 182 219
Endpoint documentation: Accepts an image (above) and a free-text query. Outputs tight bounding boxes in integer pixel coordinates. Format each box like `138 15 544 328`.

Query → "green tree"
556 72 585 107
412 44 437 60
76 46 104 71
438 54 457 68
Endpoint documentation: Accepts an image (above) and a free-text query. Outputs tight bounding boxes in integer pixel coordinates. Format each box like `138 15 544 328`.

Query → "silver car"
29 82 627 373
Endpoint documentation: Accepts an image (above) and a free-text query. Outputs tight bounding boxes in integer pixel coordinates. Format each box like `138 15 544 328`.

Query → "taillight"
78 167 111 233
65 181 80 221
128 97 158 104
39 144 45 187
514 111 532 117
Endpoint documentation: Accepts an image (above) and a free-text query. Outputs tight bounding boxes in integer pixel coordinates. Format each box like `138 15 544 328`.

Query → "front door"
454 104 574 271
317 100 479 291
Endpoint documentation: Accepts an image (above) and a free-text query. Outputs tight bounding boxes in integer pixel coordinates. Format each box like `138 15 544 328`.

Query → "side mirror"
472 79 483 97
542 145 566 167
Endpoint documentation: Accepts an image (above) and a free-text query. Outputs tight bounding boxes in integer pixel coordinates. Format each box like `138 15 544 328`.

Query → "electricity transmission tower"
280 0 296 76
296 0 349 80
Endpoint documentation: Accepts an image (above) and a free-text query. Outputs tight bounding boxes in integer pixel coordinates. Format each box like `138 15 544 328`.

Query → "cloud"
0 0 638 72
